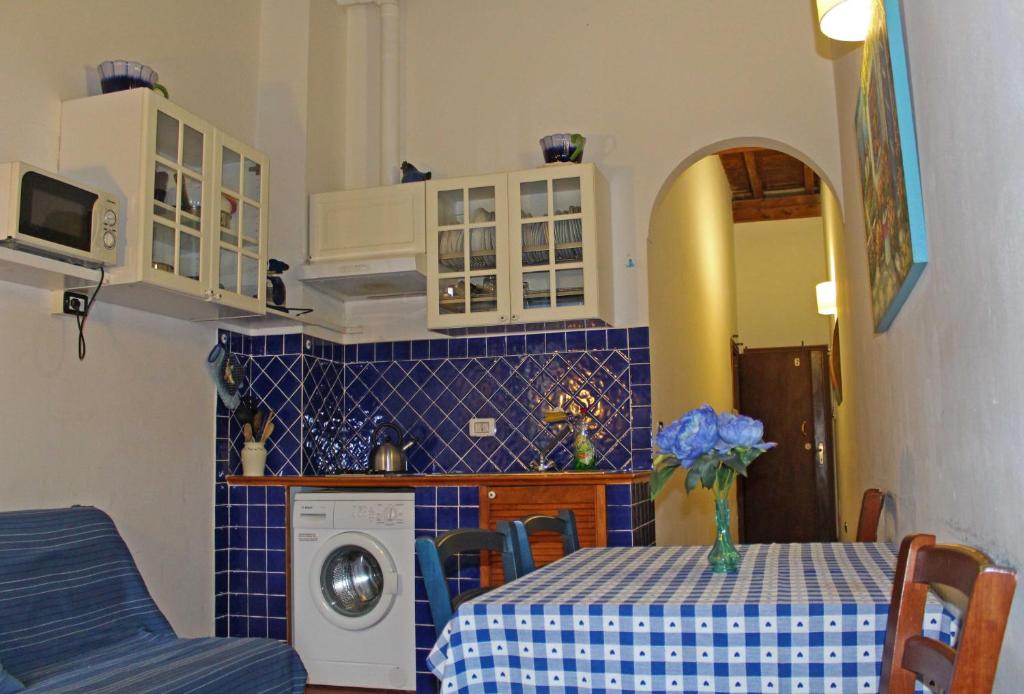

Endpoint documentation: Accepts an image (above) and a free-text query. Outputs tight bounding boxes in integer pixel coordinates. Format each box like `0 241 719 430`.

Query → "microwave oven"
0 161 119 266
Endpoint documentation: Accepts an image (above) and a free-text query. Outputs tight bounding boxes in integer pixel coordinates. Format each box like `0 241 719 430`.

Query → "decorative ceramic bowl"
539 133 586 163
98 60 159 94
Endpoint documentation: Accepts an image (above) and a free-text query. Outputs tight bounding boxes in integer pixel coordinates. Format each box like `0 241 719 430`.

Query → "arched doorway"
647 138 848 547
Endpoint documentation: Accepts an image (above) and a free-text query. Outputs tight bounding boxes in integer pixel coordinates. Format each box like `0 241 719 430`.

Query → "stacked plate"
438 229 463 271
468 228 496 270
521 222 548 265
554 219 583 263
438 228 497 271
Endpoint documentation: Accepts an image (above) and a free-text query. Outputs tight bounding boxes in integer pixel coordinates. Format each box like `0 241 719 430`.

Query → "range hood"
298 255 425 301
302 181 427 301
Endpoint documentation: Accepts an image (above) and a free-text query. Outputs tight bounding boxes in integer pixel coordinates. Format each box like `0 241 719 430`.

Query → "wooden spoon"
243 423 253 443
260 421 275 444
252 411 263 442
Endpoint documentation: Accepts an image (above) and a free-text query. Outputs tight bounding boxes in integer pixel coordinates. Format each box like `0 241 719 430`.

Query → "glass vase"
708 492 740 574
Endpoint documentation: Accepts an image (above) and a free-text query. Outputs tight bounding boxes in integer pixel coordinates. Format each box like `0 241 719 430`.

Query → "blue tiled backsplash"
216 326 652 477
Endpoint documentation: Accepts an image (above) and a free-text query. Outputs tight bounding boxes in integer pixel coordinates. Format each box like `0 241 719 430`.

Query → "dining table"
427 543 958 693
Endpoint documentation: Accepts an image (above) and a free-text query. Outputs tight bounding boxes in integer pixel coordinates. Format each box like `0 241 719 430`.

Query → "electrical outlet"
62 291 89 316
469 418 496 437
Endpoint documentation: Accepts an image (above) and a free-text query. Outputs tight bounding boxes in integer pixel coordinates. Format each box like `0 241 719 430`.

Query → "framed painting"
855 0 928 332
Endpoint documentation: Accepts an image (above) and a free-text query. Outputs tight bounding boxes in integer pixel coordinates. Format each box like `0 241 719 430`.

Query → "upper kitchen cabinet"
508 165 610 324
309 183 425 262
426 174 510 328
58 89 269 319
426 164 612 330
212 132 269 313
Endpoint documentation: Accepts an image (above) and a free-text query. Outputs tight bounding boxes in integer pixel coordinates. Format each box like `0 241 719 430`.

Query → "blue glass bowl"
98 60 159 94
539 133 585 163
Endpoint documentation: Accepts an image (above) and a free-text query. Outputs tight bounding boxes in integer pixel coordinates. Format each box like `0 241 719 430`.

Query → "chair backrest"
0 507 173 685
415 526 519 636
511 509 581 575
857 488 885 541
880 534 1017 694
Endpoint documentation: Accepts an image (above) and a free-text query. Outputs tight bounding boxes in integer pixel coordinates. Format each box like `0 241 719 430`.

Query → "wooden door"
478 483 606 586
737 346 836 543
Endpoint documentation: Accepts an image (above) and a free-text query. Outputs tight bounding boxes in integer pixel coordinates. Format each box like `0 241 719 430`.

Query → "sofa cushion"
21 633 304 693
0 667 24 694
0 507 173 682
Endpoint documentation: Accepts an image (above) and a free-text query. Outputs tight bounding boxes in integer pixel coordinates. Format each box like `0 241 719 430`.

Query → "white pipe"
342 2 374 189
336 0 399 187
379 0 400 185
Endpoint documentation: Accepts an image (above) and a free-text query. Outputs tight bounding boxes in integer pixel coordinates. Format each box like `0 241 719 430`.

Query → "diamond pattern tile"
215 326 650 478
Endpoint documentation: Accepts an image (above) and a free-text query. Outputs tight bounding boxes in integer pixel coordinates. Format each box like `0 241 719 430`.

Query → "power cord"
77 265 105 361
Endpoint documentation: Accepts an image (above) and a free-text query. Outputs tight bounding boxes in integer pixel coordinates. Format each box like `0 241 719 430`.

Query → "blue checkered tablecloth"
427 543 957 693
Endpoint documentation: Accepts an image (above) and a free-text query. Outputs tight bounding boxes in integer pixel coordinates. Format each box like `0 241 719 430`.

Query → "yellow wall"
733 218 831 349
648 156 737 545
821 186 863 540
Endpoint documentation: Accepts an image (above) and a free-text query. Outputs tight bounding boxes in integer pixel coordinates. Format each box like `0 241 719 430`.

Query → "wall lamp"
816 0 871 42
816 281 838 316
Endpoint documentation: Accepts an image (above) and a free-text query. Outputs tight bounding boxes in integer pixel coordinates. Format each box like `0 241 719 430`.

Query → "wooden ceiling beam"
803 165 816 194
732 194 821 223
718 146 763 155
743 151 763 199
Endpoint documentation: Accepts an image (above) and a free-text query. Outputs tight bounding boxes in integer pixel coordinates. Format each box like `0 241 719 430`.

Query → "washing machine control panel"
345 502 409 528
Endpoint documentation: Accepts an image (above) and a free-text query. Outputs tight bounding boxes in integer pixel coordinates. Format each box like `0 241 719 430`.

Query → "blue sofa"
0 507 305 693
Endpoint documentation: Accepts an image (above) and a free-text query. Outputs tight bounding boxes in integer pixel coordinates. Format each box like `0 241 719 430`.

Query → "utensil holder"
241 442 267 477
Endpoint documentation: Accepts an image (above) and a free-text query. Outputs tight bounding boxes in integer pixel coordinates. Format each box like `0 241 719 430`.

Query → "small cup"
241 442 267 476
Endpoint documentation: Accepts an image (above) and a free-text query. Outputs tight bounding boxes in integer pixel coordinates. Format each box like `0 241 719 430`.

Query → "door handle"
816 442 825 466
800 420 808 436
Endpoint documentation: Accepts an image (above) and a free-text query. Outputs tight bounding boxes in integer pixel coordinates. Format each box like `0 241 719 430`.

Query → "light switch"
469 418 496 437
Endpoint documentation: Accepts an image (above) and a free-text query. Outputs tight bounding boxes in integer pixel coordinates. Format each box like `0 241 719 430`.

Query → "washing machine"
292 490 415 690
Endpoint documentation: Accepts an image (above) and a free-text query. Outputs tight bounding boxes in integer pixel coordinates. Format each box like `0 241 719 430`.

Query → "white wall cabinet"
309 182 425 262
426 163 611 329
426 173 510 328
59 89 269 319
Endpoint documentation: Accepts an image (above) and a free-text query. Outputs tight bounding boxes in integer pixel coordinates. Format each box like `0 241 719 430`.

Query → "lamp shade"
816 281 838 316
816 0 872 42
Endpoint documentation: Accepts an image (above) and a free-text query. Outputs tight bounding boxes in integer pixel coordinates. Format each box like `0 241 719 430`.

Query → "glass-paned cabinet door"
427 175 509 328
508 165 596 321
145 104 211 295
212 132 269 312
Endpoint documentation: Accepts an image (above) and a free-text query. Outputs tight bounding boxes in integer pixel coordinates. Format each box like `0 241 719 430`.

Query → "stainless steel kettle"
369 423 416 473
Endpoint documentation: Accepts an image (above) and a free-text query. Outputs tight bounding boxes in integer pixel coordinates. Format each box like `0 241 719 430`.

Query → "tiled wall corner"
630 478 656 547
214 329 309 478
302 337 347 474
216 484 288 640
606 482 656 547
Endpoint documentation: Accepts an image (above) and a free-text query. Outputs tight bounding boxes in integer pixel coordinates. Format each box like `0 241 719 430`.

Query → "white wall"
390 0 842 337
734 217 831 349
0 0 262 637
830 2 1024 687
648 156 737 545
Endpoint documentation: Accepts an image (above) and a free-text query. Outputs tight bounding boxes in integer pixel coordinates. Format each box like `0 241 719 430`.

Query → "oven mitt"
206 344 241 411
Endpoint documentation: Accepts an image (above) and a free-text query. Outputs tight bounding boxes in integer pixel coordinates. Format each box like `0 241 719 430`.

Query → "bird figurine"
400 161 432 182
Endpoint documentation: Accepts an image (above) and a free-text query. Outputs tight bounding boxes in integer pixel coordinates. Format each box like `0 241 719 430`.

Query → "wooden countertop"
226 470 650 487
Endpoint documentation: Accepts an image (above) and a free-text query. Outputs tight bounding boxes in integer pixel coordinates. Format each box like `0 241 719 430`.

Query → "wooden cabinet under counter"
479 482 606 586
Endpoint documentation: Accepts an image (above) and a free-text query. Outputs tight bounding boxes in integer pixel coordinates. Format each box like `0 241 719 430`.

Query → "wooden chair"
856 488 885 541
415 525 520 636
508 509 581 575
880 533 1017 694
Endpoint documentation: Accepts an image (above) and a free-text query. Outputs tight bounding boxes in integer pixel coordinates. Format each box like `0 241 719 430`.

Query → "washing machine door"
310 530 400 631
